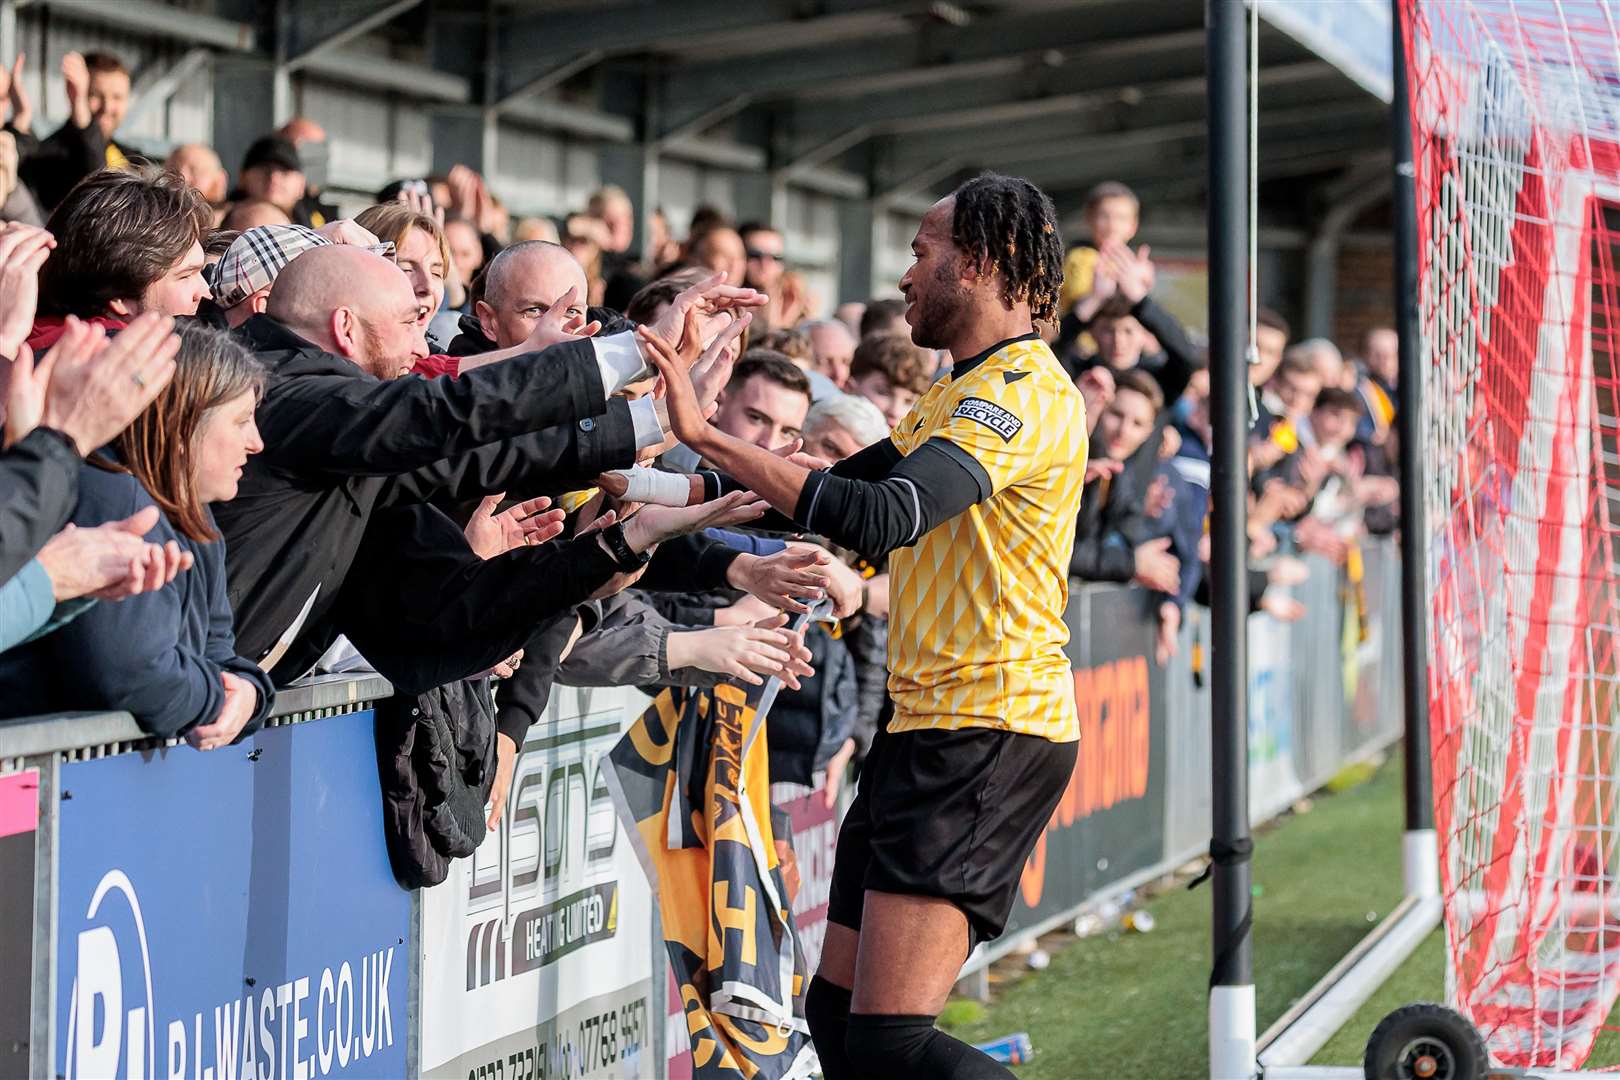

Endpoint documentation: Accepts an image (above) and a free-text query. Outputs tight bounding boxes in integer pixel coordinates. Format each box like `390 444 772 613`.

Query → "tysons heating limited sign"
420 687 655 1080
54 711 411 1079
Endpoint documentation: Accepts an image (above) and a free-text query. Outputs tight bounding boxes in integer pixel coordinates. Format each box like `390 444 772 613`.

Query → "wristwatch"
599 521 651 572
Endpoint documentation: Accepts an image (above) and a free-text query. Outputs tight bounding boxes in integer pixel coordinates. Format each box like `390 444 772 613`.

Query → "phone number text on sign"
467 998 649 1080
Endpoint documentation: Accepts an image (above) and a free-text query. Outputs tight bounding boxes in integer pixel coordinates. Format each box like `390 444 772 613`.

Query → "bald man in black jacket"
217 246 764 684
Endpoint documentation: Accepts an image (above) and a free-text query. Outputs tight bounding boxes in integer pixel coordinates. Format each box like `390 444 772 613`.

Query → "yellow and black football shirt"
881 333 1087 743
709 332 1088 741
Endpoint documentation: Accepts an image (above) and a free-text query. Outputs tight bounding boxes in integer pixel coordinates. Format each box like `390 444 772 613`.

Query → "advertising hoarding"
419 687 655 1080
54 712 410 1080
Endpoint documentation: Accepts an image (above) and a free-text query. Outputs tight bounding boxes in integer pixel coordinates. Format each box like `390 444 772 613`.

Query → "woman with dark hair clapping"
0 321 275 746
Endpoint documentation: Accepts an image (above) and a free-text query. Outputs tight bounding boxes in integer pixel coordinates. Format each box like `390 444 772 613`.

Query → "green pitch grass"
945 753 1620 1076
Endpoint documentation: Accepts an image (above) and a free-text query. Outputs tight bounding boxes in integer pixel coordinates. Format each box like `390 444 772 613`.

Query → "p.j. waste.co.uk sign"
54 712 410 1080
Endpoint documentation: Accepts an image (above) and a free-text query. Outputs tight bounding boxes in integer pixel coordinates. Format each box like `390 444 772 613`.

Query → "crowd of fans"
0 50 1404 882
1058 181 1401 665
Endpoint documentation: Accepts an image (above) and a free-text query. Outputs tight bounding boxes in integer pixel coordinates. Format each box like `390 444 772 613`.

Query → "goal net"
1407 0 1620 1066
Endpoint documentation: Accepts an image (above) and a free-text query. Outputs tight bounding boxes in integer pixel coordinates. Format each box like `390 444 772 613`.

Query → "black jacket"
1062 295 1205 403
374 676 497 889
0 427 79 585
331 503 623 695
445 314 495 357
0 459 275 737
1069 443 1159 583
217 315 640 683
766 625 857 787
842 612 890 760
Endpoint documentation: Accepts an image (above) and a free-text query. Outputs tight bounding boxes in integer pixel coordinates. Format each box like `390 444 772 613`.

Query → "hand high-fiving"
672 615 813 689
635 312 751 447
619 490 767 554
689 309 750 417
727 546 832 615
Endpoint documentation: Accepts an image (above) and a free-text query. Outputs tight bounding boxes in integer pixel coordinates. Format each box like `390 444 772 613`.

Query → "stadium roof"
487 0 1393 218
19 0 1395 227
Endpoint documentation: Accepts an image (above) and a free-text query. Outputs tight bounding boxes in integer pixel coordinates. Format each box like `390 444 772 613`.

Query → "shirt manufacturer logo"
952 397 1023 442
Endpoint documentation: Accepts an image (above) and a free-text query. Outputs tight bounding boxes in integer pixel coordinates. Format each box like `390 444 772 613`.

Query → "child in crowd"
845 332 935 432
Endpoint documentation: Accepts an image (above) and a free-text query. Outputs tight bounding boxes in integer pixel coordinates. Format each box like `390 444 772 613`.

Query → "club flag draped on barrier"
605 674 817 1080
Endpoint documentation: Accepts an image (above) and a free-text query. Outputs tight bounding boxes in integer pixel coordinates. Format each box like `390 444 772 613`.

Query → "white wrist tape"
608 465 693 506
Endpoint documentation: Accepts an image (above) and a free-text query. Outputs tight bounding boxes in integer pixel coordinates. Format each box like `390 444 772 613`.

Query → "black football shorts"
826 724 1078 947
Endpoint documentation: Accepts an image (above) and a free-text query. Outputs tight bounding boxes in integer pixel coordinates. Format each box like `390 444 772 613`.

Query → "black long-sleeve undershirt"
699 436 989 561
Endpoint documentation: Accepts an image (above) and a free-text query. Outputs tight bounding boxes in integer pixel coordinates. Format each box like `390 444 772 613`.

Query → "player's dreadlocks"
949 173 1065 324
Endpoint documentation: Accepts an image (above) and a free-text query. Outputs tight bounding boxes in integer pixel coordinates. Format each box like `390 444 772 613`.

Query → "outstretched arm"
640 326 989 559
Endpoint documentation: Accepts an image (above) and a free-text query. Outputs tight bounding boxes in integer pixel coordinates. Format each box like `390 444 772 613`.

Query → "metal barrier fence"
0 539 1403 1078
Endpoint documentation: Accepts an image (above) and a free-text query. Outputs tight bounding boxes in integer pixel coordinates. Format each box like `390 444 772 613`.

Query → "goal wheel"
1363 1003 1487 1080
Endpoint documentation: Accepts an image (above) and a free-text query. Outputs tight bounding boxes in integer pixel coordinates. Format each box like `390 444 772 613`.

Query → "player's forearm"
800 441 986 559
686 426 812 521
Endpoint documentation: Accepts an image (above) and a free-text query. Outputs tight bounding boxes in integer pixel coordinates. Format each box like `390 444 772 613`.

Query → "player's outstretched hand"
636 321 714 446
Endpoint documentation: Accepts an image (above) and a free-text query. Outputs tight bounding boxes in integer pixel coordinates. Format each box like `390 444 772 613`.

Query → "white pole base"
1210 983 1257 1080
1402 828 1440 898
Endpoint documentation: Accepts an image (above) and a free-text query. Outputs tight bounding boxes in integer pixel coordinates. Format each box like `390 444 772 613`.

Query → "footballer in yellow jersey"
644 174 1083 1080
882 333 1086 742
